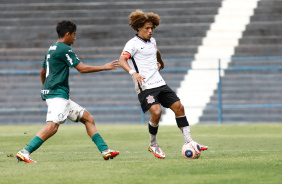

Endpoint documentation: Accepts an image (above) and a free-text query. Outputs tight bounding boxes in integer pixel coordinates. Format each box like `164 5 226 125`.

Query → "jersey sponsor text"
41 90 50 94
49 46 57 51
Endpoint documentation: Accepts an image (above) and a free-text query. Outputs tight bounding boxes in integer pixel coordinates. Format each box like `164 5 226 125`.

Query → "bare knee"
80 110 95 126
149 105 162 123
37 122 59 141
45 123 59 134
151 108 162 118
80 111 98 138
87 115 95 125
171 101 185 116
176 104 184 113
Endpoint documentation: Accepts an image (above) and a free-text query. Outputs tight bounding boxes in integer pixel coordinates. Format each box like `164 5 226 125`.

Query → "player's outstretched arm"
157 50 164 71
75 60 119 73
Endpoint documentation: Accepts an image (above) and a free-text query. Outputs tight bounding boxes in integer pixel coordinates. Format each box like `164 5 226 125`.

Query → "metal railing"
216 57 282 123
1 56 282 124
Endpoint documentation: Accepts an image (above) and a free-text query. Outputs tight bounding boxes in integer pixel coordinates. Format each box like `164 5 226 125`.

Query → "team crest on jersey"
146 95 155 104
58 113 64 121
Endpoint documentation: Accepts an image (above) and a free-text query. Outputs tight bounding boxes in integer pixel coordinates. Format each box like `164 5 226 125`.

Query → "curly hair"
129 9 161 32
56 20 77 38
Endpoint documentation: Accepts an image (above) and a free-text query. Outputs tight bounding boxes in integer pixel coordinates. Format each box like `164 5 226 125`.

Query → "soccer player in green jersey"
16 20 119 163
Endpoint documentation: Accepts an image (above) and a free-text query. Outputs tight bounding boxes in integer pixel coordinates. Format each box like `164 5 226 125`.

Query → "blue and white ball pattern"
182 141 201 159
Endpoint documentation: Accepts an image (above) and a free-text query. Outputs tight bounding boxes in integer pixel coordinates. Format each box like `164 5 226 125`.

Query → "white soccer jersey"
123 35 166 94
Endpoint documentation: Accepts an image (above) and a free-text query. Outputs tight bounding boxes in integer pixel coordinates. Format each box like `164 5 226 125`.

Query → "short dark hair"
56 20 77 38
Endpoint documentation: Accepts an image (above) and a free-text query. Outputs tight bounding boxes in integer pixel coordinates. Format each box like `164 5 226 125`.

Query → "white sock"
150 134 157 146
21 148 30 154
149 120 158 127
149 121 158 145
180 126 193 143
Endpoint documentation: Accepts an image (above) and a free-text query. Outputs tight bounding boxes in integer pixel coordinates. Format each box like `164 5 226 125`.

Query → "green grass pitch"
0 124 281 184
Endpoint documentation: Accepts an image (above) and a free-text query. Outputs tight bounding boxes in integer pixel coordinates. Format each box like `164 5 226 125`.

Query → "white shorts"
46 98 85 124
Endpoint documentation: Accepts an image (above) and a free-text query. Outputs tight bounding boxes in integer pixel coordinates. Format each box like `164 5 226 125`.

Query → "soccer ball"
182 141 201 159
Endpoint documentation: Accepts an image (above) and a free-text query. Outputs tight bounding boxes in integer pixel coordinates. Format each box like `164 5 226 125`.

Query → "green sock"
24 136 44 154
92 133 108 152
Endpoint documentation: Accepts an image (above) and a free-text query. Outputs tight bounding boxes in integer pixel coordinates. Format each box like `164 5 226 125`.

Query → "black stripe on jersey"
131 56 143 92
131 56 139 73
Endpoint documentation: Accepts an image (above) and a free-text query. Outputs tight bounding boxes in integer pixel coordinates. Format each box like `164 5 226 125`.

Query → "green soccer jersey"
41 42 80 100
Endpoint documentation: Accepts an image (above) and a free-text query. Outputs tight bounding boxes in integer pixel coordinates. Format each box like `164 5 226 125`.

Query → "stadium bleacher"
0 0 281 124
0 0 222 124
200 0 282 123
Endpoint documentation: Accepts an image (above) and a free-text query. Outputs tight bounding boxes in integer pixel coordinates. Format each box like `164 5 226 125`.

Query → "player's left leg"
79 109 119 160
169 101 192 142
170 101 208 151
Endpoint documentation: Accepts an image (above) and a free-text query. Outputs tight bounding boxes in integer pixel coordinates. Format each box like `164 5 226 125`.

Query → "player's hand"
157 62 164 71
104 60 119 70
132 73 146 86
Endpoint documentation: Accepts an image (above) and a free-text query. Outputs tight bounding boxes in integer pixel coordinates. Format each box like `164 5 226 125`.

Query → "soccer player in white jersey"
119 10 208 159
16 20 119 163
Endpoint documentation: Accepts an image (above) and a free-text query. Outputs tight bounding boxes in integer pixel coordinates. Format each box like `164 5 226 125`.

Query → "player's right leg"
16 98 67 163
148 104 165 159
16 150 37 163
148 143 165 159
16 122 59 163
